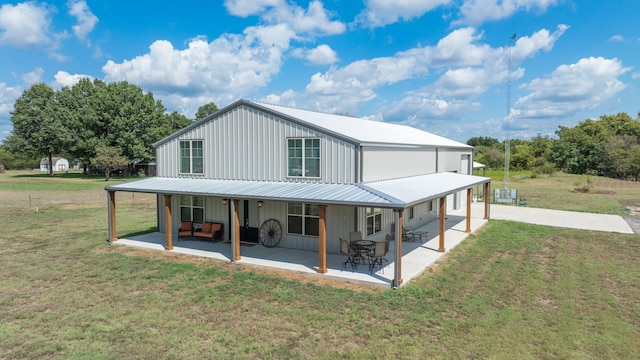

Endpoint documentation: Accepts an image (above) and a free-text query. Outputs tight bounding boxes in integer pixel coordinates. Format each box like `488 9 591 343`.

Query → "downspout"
354 145 363 232
357 145 363 183
435 148 439 173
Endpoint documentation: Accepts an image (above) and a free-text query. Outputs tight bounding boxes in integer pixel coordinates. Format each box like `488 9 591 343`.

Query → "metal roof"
154 99 472 149
106 172 490 209
363 172 490 207
251 101 471 148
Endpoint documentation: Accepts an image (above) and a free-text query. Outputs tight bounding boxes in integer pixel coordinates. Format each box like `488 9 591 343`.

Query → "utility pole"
504 33 516 192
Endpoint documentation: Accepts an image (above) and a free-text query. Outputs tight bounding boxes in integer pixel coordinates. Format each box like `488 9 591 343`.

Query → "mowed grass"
487 170 640 215
1 170 639 358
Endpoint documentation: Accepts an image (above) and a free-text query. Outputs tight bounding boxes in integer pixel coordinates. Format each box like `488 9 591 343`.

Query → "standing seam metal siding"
259 202 355 254
437 148 471 173
158 195 355 255
155 105 357 184
361 146 436 182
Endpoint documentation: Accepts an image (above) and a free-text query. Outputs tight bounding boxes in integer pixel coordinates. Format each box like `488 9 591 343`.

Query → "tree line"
2 79 638 181
0 79 218 177
469 112 640 180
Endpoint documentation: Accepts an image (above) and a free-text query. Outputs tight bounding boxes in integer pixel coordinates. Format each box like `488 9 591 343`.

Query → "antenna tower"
504 34 516 191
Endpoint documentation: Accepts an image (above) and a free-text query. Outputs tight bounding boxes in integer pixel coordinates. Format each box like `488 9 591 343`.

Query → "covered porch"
106 172 491 288
110 203 489 287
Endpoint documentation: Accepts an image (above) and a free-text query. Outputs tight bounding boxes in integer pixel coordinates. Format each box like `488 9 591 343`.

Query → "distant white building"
40 157 69 172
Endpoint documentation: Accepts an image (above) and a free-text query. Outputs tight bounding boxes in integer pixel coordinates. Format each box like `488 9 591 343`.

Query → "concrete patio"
112 205 489 288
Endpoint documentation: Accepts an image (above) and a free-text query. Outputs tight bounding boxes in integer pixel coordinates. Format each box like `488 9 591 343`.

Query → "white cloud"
225 0 345 36
609 34 624 42
22 67 44 85
260 0 345 36
0 2 52 48
457 0 562 25
224 0 283 17
514 57 630 118
297 44 339 65
101 1 344 117
67 0 98 46
53 71 93 88
356 0 452 28
101 26 288 109
299 25 566 114
0 82 22 142
383 95 482 124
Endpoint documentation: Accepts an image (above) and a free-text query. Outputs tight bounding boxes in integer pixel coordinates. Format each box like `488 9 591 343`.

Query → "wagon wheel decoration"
259 219 282 248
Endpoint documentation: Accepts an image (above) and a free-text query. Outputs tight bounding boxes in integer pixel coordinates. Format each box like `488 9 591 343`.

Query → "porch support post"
317 205 327 274
232 199 241 262
465 188 472 233
484 182 490 219
438 197 446 253
164 194 173 250
107 190 117 243
393 209 403 288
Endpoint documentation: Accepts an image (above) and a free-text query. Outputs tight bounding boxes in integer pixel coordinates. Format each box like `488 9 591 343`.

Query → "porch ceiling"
106 172 490 209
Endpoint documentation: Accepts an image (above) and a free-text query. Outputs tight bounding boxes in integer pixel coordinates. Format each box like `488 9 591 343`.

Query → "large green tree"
554 112 640 178
166 111 193 131
57 78 106 173
194 101 219 121
91 146 128 181
9 83 71 176
97 81 172 168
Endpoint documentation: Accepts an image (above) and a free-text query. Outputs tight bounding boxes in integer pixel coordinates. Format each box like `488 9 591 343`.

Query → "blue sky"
0 0 638 144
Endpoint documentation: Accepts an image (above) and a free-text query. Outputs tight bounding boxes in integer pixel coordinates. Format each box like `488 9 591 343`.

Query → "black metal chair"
340 238 359 270
368 240 388 274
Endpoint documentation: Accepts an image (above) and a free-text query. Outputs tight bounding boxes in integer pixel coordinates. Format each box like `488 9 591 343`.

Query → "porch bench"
193 222 223 241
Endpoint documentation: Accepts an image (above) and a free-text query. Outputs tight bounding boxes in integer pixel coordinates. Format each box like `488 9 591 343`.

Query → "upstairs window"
287 138 320 177
366 207 382 236
287 203 319 236
180 140 203 174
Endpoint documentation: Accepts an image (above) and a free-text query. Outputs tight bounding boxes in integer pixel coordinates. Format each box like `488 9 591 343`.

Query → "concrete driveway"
483 204 635 234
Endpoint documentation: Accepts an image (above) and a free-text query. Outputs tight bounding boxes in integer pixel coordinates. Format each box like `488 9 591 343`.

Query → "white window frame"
366 207 382 236
179 140 204 174
287 138 320 178
287 203 319 236
180 196 204 224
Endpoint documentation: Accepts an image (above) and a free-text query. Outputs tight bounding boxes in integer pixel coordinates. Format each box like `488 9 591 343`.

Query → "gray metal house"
106 99 491 287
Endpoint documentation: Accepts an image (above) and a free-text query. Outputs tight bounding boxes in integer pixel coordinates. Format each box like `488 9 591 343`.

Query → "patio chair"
368 240 388 274
177 221 193 241
349 231 362 242
402 227 415 242
340 238 359 270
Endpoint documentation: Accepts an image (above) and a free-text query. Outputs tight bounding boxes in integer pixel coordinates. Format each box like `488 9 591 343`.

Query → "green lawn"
1 170 639 358
486 170 640 215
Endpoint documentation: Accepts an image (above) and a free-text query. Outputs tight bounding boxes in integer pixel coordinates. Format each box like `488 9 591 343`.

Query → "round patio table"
352 240 374 265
